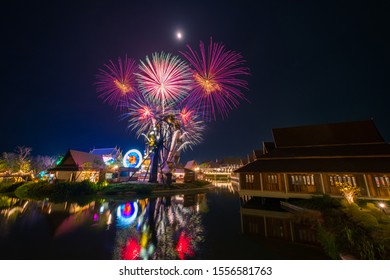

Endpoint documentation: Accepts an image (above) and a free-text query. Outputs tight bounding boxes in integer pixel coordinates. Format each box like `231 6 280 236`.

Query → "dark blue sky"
1 0 389 163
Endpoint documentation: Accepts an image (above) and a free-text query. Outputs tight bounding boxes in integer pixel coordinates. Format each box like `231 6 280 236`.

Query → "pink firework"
126 96 158 136
180 38 250 121
178 106 205 149
137 52 194 107
96 56 139 111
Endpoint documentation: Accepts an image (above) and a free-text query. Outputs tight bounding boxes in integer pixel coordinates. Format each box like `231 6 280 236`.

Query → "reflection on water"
205 180 239 193
0 181 328 260
0 193 206 260
241 198 320 246
113 194 205 260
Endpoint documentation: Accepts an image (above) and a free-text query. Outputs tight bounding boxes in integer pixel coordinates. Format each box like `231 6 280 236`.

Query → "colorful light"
122 239 141 260
126 96 158 136
180 37 250 120
122 149 143 168
137 52 193 107
96 56 139 111
102 156 115 165
96 41 249 177
116 202 139 228
175 232 193 260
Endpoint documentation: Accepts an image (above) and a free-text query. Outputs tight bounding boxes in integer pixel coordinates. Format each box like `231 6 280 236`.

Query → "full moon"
176 32 182 39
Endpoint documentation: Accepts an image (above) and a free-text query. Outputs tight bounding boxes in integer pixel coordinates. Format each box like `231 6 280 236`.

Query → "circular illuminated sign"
123 149 142 168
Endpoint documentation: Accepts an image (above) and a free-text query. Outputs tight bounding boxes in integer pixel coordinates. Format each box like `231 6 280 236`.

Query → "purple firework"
180 38 250 121
96 56 139 111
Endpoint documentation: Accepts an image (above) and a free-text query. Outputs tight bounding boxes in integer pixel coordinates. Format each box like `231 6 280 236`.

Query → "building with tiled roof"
90 147 122 165
234 120 390 200
50 150 105 182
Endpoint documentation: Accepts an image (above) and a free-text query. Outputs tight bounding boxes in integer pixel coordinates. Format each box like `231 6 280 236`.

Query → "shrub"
14 181 52 199
14 180 105 200
317 226 339 259
0 182 25 193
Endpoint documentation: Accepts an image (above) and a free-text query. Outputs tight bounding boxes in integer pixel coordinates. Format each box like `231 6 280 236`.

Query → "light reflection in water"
0 182 327 259
113 194 205 260
0 194 206 260
116 202 138 228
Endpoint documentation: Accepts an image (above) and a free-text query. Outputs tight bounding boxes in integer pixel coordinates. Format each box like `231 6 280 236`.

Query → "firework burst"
180 38 249 121
137 52 194 108
178 106 204 149
125 95 159 137
97 42 249 179
96 56 139 111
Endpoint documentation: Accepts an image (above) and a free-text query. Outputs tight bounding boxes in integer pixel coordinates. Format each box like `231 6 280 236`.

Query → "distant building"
49 150 105 182
184 160 198 171
199 157 242 180
90 147 122 165
234 120 390 200
174 168 196 183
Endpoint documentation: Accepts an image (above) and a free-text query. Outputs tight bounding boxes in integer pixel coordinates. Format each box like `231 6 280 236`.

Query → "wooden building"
234 120 390 200
50 150 105 182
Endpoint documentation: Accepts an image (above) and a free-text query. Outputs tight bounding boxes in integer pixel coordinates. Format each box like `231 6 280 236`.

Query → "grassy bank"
0 180 211 202
0 182 25 193
97 180 211 196
291 195 390 259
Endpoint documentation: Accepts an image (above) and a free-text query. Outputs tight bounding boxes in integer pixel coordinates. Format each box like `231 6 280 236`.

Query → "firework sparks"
180 38 249 120
126 96 158 136
97 42 249 177
137 52 194 107
178 106 204 148
96 56 139 111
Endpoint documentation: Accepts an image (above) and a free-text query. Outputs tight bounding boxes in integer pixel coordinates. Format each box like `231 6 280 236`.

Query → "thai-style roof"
272 119 383 148
220 157 242 165
260 143 390 159
241 158 249 165
263 142 276 153
184 160 197 170
50 150 105 171
247 153 254 163
253 150 263 159
203 161 221 168
235 120 390 174
89 147 121 157
235 157 390 173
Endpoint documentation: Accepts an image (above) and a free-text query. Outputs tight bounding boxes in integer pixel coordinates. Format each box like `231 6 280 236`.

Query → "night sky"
1 0 389 163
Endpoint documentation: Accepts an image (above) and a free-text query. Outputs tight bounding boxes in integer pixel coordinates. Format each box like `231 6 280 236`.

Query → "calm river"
0 182 328 260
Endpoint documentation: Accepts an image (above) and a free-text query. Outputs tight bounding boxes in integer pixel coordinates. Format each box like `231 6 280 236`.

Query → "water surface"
0 183 328 260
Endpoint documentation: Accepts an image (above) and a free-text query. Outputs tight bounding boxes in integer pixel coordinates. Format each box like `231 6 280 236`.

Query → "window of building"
290 174 314 185
267 174 278 184
374 175 390 188
329 175 357 186
245 174 254 183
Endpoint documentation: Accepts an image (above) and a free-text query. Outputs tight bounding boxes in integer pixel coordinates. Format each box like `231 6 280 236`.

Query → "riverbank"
288 195 390 260
97 180 213 197
0 180 213 202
